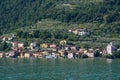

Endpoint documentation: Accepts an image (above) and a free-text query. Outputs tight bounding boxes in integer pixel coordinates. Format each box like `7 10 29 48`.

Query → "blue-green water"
0 58 120 80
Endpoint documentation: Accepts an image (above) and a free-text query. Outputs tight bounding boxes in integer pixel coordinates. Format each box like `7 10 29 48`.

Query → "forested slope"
0 0 120 35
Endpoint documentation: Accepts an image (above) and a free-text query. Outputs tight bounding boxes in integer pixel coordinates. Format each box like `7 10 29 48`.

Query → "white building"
106 42 116 55
24 53 30 58
86 53 94 58
68 53 73 58
11 42 18 48
18 43 24 49
0 52 3 58
72 28 89 36
78 29 89 36
30 42 36 50
86 49 94 58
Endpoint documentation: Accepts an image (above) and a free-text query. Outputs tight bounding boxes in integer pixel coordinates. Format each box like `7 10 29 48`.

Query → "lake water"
0 58 120 80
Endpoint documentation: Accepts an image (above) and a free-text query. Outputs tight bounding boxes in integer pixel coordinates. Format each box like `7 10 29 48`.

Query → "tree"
0 42 11 52
17 31 23 38
113 51 120 58
94 50 100 57
81 54 88 58
104 0 120 5
33 30 40 38
40 30 52 39
54 32 63 39
106 50 120 59
0 31 2 35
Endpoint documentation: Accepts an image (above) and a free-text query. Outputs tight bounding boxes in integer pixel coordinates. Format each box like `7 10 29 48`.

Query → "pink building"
50 44 57 48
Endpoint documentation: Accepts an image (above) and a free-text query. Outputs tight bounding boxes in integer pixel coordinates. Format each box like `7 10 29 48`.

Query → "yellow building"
40 43 48 48
60 40 67 45
72 30 78 35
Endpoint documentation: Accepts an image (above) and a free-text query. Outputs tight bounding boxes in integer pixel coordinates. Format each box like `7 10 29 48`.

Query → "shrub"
113 51 120 58
106 54 114 59
81 54 88 58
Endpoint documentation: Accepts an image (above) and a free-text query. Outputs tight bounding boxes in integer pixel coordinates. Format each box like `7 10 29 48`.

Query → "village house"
11 42 18 50
68 52 73 58
58 50 64 57
40 43 48 49
65 46 70 50
79 48 86 53
19 52 24 58
6 50 15 57
2 37 9 41
30 42 36 50
106 42 117 55
68 29 72 33
50 44 57 48
60 40 67 46
11 42 24 50
41 51 49 57
86 49 94 58
71 28 89 36
24 52 31 58
79 48 88 55
0 52 4 58
18 43 24 49
79 48 94 58
72 30 78 35
70 46 77 51
32 52 42 58
49 43 58 51
2 36 14 41
78 29 89 36
1 37 11 44
45 52 57 58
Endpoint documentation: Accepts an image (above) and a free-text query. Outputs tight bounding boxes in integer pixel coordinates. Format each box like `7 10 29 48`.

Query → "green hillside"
0 0 120 34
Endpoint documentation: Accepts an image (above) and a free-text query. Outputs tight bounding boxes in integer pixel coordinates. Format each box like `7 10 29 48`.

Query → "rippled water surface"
0 58 120 80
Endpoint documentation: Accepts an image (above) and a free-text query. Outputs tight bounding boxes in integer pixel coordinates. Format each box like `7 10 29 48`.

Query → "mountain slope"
0 0 120 35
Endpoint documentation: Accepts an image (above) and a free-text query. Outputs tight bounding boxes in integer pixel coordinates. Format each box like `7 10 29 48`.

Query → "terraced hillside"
0 0 120 48
0 0 120 33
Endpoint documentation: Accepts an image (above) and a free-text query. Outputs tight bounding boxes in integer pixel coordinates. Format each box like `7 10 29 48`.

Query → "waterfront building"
18 43 24 49
33 52 40 58
0 52 3 58
106 42 116 55
86 52 94 58
68 53 73 58
24 52 31 58
30 42 36 50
